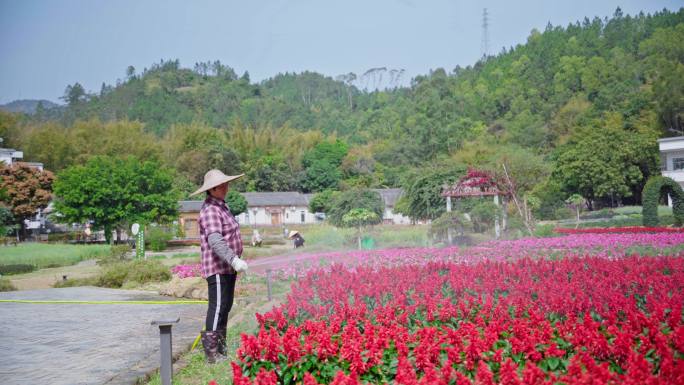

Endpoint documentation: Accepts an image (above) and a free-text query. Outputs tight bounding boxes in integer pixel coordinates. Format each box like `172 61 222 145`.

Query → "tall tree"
53 156 179 243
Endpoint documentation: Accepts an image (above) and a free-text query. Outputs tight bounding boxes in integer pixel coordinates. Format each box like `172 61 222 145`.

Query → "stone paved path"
0 287 205 385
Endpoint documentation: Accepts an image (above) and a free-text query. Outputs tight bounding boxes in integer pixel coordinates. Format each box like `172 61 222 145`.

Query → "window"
301 211 305 223
674 158 684 171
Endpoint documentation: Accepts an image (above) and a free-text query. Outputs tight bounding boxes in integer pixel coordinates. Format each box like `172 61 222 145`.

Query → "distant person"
251 229 262 247
288 230 305 248
191 169 249 364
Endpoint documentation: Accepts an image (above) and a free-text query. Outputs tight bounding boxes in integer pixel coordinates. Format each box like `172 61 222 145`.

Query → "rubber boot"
201 331 219 364
216 328 227 357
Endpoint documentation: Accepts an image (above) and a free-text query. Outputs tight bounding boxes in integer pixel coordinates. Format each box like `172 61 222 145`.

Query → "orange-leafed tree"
0 163 54 240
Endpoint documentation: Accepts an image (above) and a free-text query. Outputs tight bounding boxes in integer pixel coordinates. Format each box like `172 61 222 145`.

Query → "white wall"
236 206 318 226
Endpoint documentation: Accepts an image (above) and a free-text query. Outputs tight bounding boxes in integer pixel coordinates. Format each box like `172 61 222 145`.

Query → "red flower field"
230 252 684 384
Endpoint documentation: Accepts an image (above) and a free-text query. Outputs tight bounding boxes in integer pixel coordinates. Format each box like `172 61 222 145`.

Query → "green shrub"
0 263 36 275
533 224 556 237
0 277 17 291
97 259 171 288
146 227 173 251
53 277 97 288
642 176 684 226
97 244 132 265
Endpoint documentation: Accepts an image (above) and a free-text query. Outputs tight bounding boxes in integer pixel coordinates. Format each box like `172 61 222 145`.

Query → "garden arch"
442 169 508 239
642 176 684 227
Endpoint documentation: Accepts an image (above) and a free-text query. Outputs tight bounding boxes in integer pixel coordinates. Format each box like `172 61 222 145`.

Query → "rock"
159 276 208 300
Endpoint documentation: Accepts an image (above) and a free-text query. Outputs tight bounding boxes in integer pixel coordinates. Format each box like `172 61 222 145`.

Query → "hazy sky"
0 0 681 104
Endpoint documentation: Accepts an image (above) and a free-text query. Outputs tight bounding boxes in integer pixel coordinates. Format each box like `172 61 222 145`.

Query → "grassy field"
0 243 110 269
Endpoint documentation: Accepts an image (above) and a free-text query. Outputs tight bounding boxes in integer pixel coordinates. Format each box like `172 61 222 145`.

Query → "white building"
178 188 412 238
373 188 412 225
0 147 23 166
236 192 319 227
658 136 684 206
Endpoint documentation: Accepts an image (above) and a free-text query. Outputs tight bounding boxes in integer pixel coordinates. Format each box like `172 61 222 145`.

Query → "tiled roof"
179 200 204 212
243 192 310 206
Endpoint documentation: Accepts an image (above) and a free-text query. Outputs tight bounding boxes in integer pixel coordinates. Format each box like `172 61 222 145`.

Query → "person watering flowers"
190 169 249 363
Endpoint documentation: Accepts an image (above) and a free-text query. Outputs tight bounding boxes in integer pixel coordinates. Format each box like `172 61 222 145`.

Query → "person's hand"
231 257 248 273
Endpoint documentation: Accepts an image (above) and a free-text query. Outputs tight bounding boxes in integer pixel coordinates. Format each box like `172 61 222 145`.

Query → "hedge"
642 176 684 227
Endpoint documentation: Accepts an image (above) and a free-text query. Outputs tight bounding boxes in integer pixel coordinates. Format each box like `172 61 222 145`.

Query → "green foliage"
0 205 14 236
470 200 498 233
342 208 380 228
0 263 36 275
53 156 179 243
97 259 171 288
309 190 338 213
0 277 17 292
395 165 465 221
0 243 109 269
146 226 173 252
642 176 684 226
327 189 384 227
552 119 659 208
96 244 132 265
533 224 557 237
299 140 349 192
429 211 472 241
226 190 247 216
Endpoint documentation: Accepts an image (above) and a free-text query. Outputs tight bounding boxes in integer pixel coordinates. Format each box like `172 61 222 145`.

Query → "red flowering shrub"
233 255 684 384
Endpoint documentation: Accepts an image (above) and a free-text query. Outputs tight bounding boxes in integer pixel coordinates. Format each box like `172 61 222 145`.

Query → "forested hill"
2 7 683 216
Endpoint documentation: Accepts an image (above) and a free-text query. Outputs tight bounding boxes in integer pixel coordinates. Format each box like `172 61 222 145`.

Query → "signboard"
132 223 145 259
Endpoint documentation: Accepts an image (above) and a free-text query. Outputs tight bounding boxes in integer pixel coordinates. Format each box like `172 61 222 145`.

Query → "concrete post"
151 317 180 385
494 195 501 239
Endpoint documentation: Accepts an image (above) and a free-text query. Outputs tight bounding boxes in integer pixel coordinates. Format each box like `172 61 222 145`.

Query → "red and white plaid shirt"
198 195 243 278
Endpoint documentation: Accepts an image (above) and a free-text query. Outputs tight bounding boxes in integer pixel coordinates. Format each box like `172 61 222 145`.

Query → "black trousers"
205 273 237 331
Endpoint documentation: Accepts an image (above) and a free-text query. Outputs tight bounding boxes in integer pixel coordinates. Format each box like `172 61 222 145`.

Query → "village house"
178 188 412 239
658 136 684 206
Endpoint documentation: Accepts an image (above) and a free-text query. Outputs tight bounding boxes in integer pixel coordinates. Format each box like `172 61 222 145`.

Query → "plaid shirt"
198 195 243 278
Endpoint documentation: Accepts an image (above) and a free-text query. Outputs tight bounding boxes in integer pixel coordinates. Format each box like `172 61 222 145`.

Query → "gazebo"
441 169 508 239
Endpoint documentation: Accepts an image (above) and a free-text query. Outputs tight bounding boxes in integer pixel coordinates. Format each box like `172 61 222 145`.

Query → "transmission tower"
481 8 490 59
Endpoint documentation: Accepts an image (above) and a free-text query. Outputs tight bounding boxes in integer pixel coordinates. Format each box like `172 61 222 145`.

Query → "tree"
327 189 383 227
309 190 338 213
299 140 349 192
342 208 380 249
0 205 15 237
53 156 179 243
429 211 472 244
62 82 87 106
395 165 465 221
225 190 247 216
565 193 585 228
552 119 657 209
0 164 54 240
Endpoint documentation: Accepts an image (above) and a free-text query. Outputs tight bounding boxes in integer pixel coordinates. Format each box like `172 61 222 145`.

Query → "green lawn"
0 243 110 269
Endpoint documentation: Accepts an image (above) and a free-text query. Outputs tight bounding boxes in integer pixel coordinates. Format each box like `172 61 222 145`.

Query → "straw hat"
190 169 244 196
288 230 300 239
